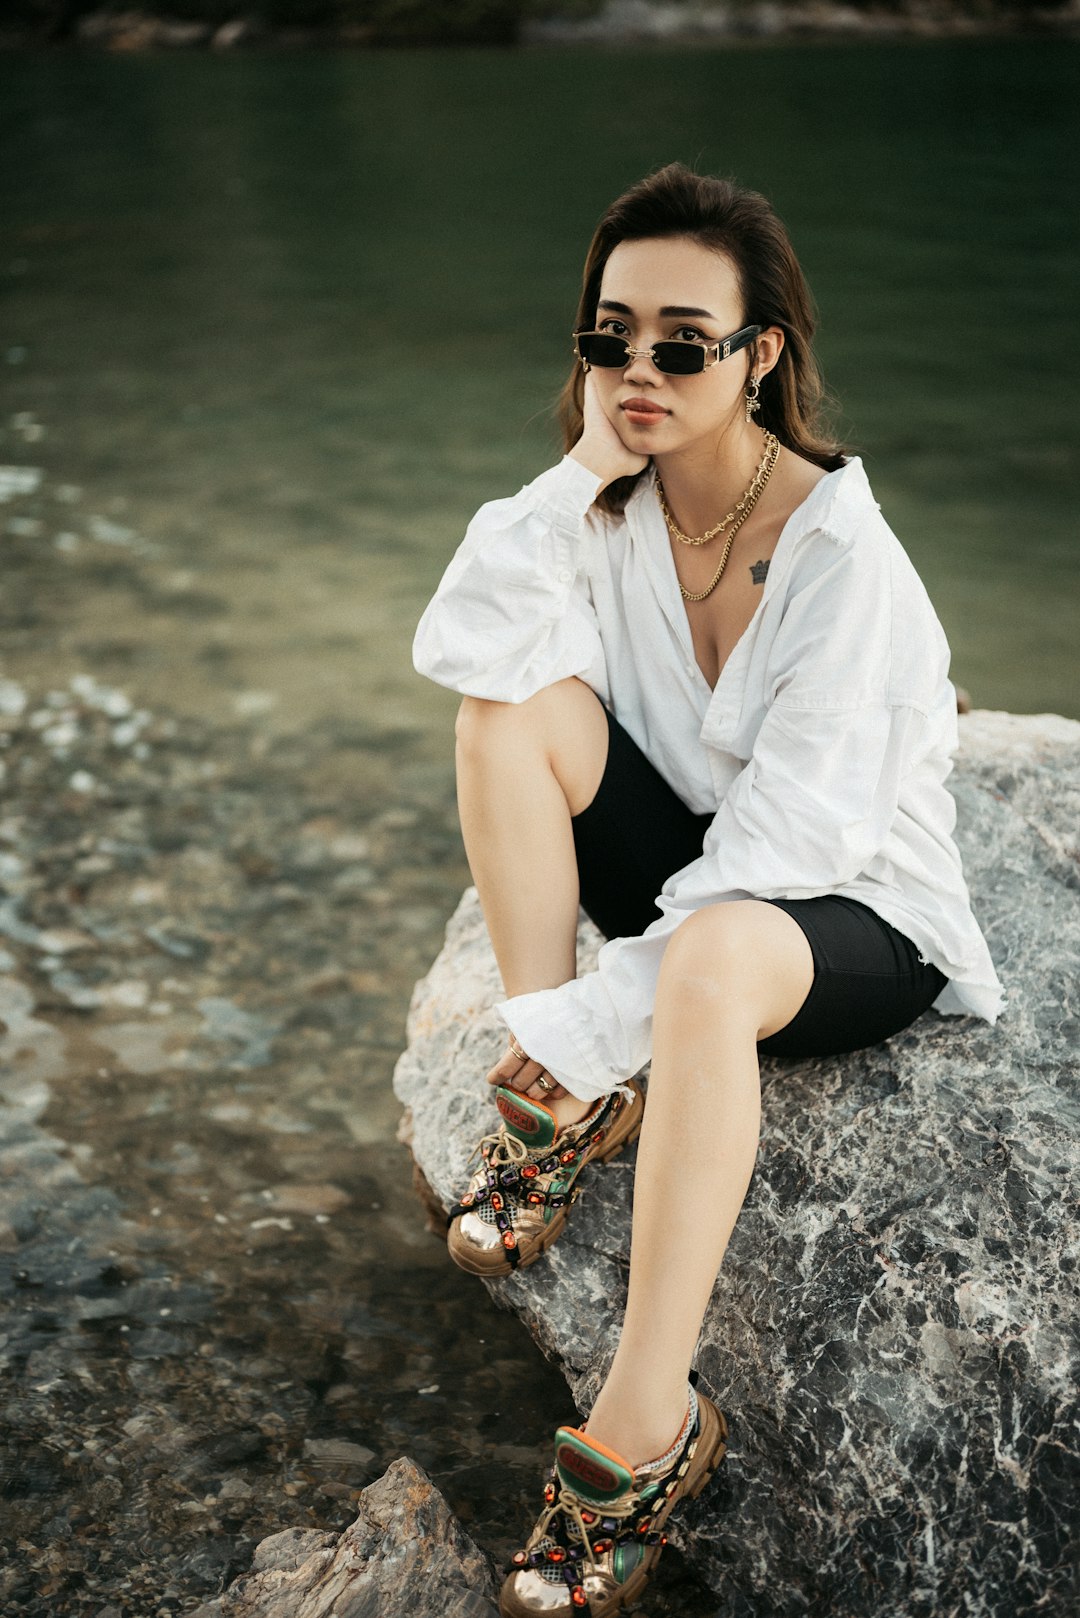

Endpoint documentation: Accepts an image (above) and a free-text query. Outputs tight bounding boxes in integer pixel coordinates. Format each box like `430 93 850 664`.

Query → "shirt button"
558 569 573 584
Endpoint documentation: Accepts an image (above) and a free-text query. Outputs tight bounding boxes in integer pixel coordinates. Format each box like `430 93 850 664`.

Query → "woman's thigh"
757 895 946 1057
571 698 947 1057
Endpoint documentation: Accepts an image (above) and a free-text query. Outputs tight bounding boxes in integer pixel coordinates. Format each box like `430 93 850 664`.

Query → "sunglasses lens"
576 333 708 373
577 333 629 368
654 342 706 375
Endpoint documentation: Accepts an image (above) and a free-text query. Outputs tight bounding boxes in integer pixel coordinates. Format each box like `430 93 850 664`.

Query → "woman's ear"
757 323 785 379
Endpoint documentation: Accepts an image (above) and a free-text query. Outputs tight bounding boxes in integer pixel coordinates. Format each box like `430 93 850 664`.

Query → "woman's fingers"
485 1051 527 1087
514 1061 547 1092
581 369 649 477
514 1064 569 1102
483 1052 569 1102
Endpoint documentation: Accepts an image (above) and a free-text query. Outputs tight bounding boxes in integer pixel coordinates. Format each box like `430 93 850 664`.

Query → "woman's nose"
622 345 662 384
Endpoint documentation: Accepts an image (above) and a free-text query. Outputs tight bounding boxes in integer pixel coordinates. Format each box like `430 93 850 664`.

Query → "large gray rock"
392 710 1080 1618
191 1456 500 1618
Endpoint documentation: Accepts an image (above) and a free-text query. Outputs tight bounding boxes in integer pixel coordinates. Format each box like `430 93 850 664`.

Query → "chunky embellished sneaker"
445 1080 644 1277
499 1369 728 1617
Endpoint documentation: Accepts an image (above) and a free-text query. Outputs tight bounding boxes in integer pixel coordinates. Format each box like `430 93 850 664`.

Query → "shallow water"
0 36 1077 1616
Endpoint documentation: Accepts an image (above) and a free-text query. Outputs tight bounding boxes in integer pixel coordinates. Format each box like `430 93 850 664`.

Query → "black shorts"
569 699 948 1058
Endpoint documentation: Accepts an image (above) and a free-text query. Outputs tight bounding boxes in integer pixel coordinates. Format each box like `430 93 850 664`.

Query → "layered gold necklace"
656 430 780 602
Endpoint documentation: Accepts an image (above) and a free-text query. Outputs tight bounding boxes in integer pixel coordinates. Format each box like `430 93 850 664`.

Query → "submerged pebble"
0 465 42 499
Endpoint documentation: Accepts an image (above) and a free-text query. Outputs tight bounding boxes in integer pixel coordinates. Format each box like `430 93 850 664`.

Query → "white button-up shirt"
413 453 1005 1105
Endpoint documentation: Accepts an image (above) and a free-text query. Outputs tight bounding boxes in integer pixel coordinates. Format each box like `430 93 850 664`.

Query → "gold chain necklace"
658 432 780 602
656 430 779 546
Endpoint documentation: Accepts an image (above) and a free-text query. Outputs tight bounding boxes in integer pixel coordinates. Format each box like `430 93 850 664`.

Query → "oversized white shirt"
412 452 1005 1105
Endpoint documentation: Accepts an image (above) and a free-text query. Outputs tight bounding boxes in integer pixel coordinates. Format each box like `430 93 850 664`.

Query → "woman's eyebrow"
597 299 716 319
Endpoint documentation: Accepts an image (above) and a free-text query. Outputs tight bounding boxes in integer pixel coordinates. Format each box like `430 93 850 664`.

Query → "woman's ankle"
583 1402 690 1473
549 1093 598 1132
583 1376 692 1472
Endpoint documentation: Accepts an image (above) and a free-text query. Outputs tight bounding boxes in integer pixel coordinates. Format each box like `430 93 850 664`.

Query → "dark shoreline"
3 3 1079 53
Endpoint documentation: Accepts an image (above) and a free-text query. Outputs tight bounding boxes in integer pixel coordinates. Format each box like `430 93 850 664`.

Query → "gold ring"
508 1039 528 1061
535 1073 555 1091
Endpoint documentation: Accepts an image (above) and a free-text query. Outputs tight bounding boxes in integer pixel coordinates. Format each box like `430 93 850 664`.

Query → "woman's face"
591 234 775 457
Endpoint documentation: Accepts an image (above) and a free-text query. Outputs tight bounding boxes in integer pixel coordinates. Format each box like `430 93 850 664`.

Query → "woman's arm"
412 372 647 704
411 455 611 704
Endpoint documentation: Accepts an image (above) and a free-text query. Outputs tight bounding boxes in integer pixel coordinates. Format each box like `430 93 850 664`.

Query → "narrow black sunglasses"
573 322 762 376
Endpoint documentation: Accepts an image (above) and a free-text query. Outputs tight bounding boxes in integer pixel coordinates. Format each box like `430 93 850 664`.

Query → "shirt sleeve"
495 529 935 1105
412 454 609 704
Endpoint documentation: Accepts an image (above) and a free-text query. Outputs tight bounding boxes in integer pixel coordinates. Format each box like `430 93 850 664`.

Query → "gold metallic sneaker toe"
446 1202 550 1276
446 1080 644 1278
499 1567 615 1615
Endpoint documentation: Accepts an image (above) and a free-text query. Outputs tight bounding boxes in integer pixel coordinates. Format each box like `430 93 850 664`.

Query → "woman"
412 163 1003 1618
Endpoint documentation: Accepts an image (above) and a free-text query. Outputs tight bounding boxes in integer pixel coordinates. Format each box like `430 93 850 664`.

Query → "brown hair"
556 162 849 516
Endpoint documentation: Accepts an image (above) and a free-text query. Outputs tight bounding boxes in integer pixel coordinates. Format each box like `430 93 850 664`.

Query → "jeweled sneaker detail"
445 1080 644 1278
499 1371 728 1618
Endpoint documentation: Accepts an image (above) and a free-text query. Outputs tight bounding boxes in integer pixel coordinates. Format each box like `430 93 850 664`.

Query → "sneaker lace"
534 1479 643 1566
467 1129 530 1170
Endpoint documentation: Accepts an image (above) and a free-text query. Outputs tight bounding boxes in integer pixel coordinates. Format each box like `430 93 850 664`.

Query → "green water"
0 36 1076 1616
2 40 1077 732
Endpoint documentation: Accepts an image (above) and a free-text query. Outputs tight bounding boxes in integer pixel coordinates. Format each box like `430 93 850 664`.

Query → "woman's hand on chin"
569 368 650 490
484 1037 569 1102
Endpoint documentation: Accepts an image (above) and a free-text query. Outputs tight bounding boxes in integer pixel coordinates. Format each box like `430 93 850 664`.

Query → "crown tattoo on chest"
750 559 770 585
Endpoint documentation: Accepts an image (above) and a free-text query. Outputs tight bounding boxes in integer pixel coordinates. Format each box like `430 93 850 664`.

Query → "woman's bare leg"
454 677 610 1129
582 899 815 1465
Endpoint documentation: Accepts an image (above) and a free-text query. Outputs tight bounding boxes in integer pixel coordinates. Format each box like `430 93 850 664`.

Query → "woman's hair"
556 162 849 516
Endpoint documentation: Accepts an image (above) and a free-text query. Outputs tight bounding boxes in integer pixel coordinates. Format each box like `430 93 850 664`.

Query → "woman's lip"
622 408 668 426
620 400 667 415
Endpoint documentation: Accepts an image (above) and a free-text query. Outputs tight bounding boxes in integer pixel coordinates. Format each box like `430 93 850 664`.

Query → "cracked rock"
192 1456 500 1617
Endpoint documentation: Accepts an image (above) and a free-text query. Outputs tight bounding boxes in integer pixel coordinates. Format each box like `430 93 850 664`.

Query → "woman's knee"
663 901 771 973
659 901 815 1037
454 691 539 752
661 906 752 1006
454 682 569 740
453 682 608 809
454 693 505 748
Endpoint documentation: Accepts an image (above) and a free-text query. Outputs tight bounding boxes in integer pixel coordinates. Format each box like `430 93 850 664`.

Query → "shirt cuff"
506 455 605 545
493 985 637 1107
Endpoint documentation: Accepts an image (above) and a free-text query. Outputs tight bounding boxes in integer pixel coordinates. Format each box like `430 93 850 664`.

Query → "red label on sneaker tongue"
553 1429 635 1503
497 1093 541 1135
557 1444 620 1494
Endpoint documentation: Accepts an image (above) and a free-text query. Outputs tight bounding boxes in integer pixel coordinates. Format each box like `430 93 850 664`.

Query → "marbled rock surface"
191 1456 500 1618
392 710 1080 1618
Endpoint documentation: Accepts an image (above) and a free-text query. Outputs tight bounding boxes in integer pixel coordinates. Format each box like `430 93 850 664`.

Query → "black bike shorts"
569 698 948 1058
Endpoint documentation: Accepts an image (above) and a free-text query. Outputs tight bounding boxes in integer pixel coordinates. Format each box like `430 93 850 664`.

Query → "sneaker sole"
447 1079 645 1279
497 1392 728 1618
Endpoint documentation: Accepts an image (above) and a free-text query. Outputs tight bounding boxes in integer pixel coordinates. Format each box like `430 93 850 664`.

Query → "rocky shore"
0 657 471 1617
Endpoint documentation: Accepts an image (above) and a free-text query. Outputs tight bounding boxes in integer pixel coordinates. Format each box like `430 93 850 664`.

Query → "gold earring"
744 374 762 423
